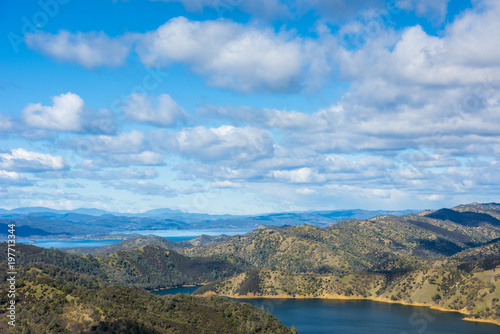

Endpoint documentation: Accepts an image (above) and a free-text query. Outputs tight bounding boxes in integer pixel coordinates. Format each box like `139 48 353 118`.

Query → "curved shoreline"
201 292 500 327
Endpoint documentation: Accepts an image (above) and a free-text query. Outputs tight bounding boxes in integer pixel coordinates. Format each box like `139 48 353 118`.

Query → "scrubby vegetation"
1 243 247 290
0 264 294 333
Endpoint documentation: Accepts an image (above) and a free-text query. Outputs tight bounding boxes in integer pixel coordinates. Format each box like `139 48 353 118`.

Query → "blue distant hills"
0 206 418 238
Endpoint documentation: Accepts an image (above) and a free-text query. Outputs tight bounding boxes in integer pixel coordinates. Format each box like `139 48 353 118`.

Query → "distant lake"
18 239 124 249
16 228 250 249
152 287 500 333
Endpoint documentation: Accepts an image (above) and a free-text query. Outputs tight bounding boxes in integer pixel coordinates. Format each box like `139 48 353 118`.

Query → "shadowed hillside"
0 263 294 333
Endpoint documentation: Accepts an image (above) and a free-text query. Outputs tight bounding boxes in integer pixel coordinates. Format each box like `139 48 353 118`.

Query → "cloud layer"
5 0 500 213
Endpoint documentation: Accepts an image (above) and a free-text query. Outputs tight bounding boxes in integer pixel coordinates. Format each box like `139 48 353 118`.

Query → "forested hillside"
0 263 294 333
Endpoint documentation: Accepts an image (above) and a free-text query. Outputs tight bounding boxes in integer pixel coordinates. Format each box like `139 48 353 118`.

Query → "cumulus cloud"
340 2 500 98
122 93 188 127
77 130 146 154
0 170 32 187
23 92 84 131
197 105 325 130
170 125 274 162
70 130 164 167
136 17 305 92
25 19 334 94
26 30 134 68
0 148 68 172
272 167 324 183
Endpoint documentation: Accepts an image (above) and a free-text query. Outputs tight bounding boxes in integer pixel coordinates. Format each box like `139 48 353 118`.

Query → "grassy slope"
180 213 500 275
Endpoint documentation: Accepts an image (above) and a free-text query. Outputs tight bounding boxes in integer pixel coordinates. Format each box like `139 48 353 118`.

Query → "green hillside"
179 211 500 275
194 261 500 325
0 263 294 333
1 243 247 290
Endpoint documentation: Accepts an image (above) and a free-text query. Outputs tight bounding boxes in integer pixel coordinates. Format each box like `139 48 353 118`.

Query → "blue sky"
1 0 499 214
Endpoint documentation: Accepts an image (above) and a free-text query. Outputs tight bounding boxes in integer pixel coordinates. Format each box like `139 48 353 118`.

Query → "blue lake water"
244 298 500 334
16 228 250 248
153 287 500 334
18 239 124 248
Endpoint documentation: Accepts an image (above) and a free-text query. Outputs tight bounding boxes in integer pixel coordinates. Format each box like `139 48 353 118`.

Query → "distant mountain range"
0 206 418 238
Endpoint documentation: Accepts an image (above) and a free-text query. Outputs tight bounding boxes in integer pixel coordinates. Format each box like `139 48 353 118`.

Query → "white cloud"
0 170 32 187
172 125 274 162
136 17 305 92
271 167 325 183
26 30 133 68
0 148 68 172
24 19 334 94
122 93 188 127
23 92 84 131
340 2 500 92
70 130 165 167
198 105 326 130
78 130 146 154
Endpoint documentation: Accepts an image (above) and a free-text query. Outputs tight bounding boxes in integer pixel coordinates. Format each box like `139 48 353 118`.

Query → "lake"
153 287 499 333
16 228 250 248
18 238 124 249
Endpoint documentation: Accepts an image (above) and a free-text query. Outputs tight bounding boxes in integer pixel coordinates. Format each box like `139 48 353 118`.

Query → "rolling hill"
0 263 294 333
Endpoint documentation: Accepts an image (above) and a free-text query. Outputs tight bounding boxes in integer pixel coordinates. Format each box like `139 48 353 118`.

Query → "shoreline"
150 284 205 292
201 292 500 327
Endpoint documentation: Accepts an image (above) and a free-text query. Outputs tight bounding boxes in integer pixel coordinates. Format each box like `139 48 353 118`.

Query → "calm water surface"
243 298 500 334
153 287 500 334
17 228 250 248
18 239 124 248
